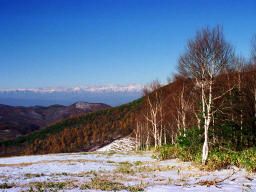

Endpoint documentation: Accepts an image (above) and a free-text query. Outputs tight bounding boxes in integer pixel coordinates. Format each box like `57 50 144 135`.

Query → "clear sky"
0 0 255 89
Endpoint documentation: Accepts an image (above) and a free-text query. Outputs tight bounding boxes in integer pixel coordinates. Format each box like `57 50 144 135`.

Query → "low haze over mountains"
0 84 143 107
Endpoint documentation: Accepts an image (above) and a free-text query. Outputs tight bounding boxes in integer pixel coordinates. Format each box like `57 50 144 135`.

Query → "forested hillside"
0 102 110 142
0 99 142 156
135 70 256 150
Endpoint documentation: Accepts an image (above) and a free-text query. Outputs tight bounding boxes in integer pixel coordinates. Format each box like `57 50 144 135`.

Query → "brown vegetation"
0 99 142 156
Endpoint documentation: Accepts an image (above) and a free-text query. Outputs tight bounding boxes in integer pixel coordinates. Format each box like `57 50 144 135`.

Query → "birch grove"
178 26 234 164
133 28 256 165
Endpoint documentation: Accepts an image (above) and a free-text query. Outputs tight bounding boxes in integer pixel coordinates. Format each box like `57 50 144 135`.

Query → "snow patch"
74 102 91 110
96 136 138 152
0 151 255 191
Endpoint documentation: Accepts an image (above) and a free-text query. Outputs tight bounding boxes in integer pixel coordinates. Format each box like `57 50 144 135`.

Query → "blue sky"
0 0 255 89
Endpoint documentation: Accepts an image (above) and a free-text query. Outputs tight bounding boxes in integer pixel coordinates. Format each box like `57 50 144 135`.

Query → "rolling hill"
0 102 110 142
0 98 143 157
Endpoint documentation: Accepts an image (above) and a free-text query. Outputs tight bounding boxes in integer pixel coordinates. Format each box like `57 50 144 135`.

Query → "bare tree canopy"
178 25 234 80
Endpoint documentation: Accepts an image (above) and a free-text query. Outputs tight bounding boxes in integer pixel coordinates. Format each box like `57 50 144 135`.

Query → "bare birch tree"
143 80 164 148
178 26 234 165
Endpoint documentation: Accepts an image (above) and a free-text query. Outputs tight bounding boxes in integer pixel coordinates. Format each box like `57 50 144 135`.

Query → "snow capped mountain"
0 84 143 107
0 84 144 93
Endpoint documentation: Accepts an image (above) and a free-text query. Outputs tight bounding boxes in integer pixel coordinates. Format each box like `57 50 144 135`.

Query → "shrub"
177 127 204 153
156 145 200 162
156 144 256 172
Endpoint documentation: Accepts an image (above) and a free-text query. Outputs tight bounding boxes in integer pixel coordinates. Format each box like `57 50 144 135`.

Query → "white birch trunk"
164 127 167 145
202 63 213 165
146 119 150 150
135 122 138 151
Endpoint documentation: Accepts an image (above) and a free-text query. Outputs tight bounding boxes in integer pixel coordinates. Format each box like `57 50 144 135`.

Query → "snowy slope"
0 151 255 191
96 136 138 152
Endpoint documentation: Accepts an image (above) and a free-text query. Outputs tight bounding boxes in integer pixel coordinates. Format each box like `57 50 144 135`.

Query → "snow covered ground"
0 150 255 191
96 136 137 152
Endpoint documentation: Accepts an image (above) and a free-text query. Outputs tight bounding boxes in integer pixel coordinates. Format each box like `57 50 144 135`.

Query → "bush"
239 148 256 172
156 145 256 172
177 127 204 153
156 145 201 162
207 151 234 170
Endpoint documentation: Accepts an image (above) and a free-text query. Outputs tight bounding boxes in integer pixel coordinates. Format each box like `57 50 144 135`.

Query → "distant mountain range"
0 84 143 107
0 102 110 141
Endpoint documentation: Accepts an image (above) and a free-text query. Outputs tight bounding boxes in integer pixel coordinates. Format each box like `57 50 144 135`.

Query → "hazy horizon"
0 84 143 107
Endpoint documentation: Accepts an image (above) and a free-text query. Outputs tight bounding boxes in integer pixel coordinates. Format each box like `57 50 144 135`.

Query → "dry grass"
80 176 145 191
0 158 103 167
28 181 78 191
24 173 45 178
0 183 15 189
196 170 236 188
